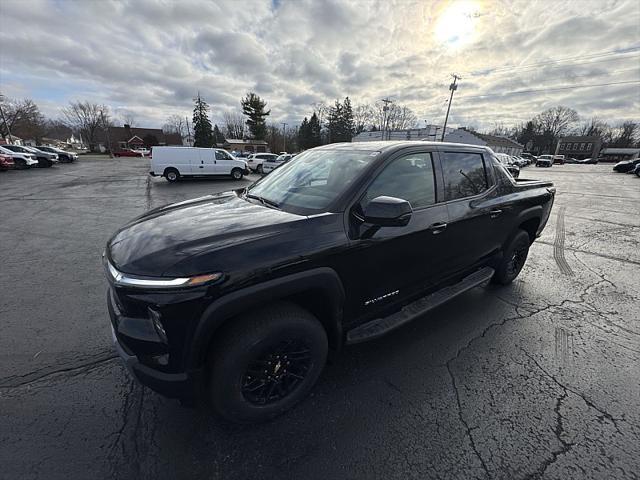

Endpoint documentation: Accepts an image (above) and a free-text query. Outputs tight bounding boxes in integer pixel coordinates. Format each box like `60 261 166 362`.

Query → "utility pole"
441 74 461 141
281 122 288 152
381 97 393 141
185 116 192 146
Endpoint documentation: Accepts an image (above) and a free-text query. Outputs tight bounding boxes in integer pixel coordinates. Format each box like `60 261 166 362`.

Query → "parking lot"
1 156 639 479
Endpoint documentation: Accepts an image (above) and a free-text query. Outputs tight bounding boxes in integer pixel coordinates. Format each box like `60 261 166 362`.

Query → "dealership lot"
1 156 639 479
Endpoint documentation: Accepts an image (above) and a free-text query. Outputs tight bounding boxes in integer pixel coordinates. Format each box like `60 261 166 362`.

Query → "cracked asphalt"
1 157 639 480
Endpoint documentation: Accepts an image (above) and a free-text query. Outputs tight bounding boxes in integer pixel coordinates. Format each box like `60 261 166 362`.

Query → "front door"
340 149 451 323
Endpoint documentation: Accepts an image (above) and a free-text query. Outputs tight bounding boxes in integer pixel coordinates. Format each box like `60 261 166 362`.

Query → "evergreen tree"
341 96 355 142
192 93 213 147
213 124 225 145
298 117 311 150
327 100 343 143
309 112 322 147
241 92 270 140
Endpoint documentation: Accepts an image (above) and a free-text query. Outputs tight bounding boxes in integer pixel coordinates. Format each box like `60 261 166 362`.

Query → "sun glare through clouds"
434 0 482 48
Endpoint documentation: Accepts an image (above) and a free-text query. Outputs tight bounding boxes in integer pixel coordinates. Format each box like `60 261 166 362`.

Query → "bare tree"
609 121 639 148
535 106 579 138
372 102 418 132
162 114 185 137
223 111 245 139
0 97 46 140
121 112 137 127
61 101 109 151
578 117 609 137
353 103 375 134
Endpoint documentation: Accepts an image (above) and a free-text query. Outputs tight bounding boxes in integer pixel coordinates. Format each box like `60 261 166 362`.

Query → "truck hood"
107 191 307 276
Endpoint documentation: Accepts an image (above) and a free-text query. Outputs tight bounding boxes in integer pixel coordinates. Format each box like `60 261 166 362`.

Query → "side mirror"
363 196 412 227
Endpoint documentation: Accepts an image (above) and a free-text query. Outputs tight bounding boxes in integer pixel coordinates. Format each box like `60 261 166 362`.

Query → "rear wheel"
207 302 328 423
164 168 180 183
231 168 243 180
492 229 530 285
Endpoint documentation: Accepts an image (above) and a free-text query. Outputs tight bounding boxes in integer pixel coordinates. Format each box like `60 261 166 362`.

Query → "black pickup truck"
104 141 555 423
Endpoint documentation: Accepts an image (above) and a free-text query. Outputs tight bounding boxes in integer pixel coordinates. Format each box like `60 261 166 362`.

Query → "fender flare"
513 205 543 242
186 267 345 370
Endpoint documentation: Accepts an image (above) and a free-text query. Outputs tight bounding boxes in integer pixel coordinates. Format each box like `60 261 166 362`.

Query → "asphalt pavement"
1 156 638 480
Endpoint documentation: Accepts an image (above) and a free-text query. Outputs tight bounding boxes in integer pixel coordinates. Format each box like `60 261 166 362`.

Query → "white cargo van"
149 147 249 182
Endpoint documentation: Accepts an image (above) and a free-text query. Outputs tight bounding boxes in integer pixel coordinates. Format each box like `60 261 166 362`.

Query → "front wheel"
492 229 530 285
256 164 263 174
164 168 180 182
208 302 328 423
231 168 243 180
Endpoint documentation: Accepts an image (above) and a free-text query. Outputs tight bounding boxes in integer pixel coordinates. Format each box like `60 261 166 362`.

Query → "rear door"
438 149 500 276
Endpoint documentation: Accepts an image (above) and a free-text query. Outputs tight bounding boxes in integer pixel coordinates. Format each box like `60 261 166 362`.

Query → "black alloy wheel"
241 339 312 405
208 302 327 423
492 229 530 285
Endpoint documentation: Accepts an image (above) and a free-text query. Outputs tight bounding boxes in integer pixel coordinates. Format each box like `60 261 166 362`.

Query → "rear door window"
441 152 489 201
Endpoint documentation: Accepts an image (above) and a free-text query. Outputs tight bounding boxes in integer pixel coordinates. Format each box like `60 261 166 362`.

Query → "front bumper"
108 288 198 399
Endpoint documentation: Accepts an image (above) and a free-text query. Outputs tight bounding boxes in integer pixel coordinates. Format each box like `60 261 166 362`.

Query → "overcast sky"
1 0 639 131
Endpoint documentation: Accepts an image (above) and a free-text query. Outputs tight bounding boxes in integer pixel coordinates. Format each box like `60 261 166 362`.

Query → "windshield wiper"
246 193 280 209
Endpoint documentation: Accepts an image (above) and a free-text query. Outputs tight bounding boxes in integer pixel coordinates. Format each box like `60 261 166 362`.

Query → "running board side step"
346 267 495 345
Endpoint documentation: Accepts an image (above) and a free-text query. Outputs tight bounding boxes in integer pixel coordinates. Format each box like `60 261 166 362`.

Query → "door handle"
429 222 448 234
199 165 204 168
489 209 503 218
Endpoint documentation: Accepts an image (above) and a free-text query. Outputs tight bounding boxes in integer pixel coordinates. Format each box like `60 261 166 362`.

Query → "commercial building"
443 128 524 155
557 136 601 160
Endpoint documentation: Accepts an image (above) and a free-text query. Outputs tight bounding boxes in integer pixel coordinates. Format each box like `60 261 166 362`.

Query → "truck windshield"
246 149 378 214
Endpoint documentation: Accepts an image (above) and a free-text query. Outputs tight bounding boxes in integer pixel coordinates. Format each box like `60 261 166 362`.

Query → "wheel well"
164 167 179 176
519 217 540 244
197 288 342 370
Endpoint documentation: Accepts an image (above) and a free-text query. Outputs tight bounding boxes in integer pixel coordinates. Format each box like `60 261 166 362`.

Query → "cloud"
0 0 638 130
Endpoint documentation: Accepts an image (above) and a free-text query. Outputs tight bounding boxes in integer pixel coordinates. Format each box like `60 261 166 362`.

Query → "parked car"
149 146 249 182
536 154 553 167
633 163 640 177
521 153 536 164
104 141 555 423
262 153 296 174
246 153 279 173
132 148 150 156
114 149 144 157
2 144 55 167
613 157 640 173
0 153 15 171
578 157 599 164
36 146 78 163
24 146 59 167
0 145 39 169
495 153 520 178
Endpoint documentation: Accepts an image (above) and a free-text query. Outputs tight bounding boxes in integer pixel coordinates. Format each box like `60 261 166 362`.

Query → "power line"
468 46 640 75
458 80 640 100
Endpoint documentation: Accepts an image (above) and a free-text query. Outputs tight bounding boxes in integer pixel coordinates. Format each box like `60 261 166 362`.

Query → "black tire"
164 168 180 183
208 302 328 423
492 229 530 285
15 159 27 170
256 164 263 174
231 168 243 180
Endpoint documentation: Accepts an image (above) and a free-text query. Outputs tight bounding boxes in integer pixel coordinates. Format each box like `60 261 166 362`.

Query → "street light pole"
441 74 461 141
282 122 288 152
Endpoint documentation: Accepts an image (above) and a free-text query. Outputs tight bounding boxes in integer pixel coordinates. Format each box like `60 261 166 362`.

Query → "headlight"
106 260 222 289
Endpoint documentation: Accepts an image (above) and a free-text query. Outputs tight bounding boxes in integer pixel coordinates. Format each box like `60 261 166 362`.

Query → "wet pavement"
1 157 639 480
